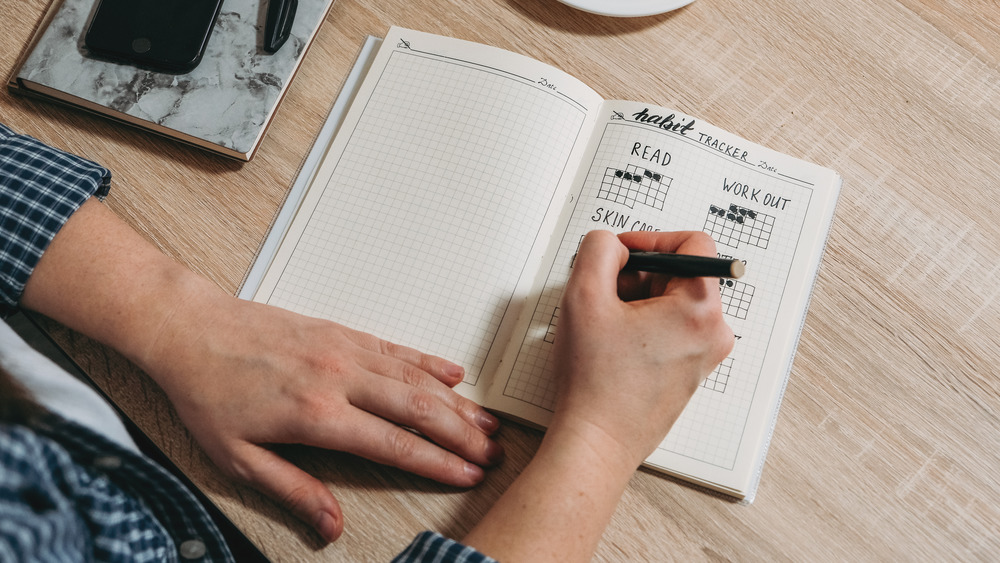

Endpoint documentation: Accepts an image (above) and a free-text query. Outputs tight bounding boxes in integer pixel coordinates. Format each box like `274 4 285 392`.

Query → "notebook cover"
9 0 334 160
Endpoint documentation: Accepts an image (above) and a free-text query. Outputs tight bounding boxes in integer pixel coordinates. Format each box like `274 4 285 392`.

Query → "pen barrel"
624 252 742 278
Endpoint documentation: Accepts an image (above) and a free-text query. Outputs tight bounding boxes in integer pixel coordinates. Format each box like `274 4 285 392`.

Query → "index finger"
617 231 721 300
618 230 718 256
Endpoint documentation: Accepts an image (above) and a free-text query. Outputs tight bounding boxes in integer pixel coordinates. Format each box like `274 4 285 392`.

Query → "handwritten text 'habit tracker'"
628 108 794 210
631 108 749 162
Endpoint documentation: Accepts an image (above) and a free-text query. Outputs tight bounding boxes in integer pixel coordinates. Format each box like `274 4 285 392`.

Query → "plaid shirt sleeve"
0 123 111 316
393 531 498 563
1 414 234 562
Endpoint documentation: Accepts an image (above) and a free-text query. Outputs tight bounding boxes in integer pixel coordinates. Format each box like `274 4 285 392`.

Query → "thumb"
568 230 629 301
228 444 344 543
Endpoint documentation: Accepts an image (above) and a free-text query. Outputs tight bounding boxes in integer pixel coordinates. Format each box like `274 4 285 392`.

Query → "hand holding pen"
624 250 744 278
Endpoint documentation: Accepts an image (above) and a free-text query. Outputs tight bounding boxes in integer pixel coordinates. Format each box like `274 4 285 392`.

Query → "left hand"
23 199 502 543
138 287 504 543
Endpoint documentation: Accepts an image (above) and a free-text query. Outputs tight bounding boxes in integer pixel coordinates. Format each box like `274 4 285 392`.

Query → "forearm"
5 126 506 544
20 197 224 372
462 419 638 562
461 230 733 561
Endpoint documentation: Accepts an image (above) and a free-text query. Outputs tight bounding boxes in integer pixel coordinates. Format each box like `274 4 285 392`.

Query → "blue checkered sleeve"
0 123 111 316
393 531 497 563
1 415 235 562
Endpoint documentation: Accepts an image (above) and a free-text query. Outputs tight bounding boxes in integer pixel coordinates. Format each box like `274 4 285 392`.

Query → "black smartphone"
84 0 225 74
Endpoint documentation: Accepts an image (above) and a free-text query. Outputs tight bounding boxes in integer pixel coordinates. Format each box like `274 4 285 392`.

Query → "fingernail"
315 510 340 543
445 363 465 381
476 410 500 433
485 439 506 465
464 462 485 484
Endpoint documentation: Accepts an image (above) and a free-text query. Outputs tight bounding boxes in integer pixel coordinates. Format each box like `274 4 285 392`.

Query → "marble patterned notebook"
8 0 335 160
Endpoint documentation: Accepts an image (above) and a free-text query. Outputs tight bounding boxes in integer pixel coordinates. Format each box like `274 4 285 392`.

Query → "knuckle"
289 389 347 431
398 362 427 388
278 483 317 513
442 454 472 482
569 276 601 303
703 320 735 370
416 354 443 377
685 301 721 334
404 389 437 422
309 352 349 378
378 338 398 357
384 428 419 460
690 230 717 248
461 422 486 454
223 453 256 484
562 282 606 323
295 395 329 423
455 397 479 423
717 324 736 357
677 300 734 368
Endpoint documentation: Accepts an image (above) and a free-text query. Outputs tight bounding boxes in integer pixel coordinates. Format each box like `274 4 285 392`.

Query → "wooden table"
3 0 999 560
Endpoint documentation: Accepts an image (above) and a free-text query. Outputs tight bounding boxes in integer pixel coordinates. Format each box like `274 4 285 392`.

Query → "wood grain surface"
3 0 998 560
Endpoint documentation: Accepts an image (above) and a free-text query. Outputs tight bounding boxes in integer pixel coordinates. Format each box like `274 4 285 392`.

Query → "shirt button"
92 456 122 470
179 539 207 559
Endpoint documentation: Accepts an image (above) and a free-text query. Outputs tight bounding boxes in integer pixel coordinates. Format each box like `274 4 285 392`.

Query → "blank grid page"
263 45 588 385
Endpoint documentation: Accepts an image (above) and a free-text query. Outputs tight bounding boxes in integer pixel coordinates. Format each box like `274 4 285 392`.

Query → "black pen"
624 251 745 279
263 0 298 53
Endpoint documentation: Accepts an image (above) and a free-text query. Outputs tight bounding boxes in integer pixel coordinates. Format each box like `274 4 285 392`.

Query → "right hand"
460 229 734 562
549 229 734 470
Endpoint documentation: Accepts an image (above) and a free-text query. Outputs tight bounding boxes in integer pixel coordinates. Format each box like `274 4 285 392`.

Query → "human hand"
21 199 502 544
549 229 734 470
461 230 733 561
138 289 504 543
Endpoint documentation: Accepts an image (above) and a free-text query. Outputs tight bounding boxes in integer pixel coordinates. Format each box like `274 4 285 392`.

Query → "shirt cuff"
392 531 497 563
0 123 111 316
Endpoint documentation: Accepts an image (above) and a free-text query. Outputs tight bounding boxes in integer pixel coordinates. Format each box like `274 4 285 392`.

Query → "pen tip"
731 261 745 279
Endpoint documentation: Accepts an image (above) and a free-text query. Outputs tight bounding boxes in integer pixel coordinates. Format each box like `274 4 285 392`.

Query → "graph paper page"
253 28 603 400
486 100 841 498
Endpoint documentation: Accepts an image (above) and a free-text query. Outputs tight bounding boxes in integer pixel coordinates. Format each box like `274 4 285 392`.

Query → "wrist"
541 416 643 485
129 263 230 383
463 416 638 561
20 199 230 381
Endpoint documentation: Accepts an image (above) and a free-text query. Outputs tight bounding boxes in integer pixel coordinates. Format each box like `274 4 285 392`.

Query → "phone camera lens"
131 37 152 54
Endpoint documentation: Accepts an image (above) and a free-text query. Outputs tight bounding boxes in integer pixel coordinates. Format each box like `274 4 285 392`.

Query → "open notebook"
241 28 842 500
